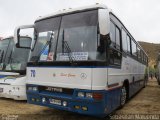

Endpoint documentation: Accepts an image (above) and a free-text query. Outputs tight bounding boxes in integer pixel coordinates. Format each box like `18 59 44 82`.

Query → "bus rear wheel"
120 86 127 107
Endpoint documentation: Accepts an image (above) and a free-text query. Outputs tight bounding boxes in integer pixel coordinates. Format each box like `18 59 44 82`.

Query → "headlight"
78 92 85 97
63 101 67 107
28 87 33 91
28 87 38 91
33 87 38 91
42 97 46 103
86 93 93 98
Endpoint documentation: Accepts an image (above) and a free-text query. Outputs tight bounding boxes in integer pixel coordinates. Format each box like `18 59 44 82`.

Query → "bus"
0 36 31 100
157 54 160 85
14 4 148 116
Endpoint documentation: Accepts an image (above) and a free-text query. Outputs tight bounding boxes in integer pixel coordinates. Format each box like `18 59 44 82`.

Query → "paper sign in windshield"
58 52 88 61
5 63 21 70
11 63 21 70
5 64 11 70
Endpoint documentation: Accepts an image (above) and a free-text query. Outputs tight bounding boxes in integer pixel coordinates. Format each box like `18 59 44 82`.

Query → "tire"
120 86 127 107
143 79 147 88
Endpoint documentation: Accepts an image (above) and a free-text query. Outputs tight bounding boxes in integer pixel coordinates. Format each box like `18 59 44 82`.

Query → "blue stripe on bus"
0 75 8 79
27 66 121 69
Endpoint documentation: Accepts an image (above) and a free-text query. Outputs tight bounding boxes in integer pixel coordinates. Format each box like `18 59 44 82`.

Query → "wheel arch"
123 79 129 100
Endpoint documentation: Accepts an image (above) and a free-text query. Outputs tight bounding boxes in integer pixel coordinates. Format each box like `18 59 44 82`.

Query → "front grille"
38 86 74 95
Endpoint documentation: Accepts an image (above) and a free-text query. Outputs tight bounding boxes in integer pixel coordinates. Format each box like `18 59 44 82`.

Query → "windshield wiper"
34 31 54 62
62 30 76 65
8 51 13 64
0 50 4 63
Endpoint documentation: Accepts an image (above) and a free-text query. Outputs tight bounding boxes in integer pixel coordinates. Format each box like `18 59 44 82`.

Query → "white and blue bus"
14 4 148 116
0 36 31 100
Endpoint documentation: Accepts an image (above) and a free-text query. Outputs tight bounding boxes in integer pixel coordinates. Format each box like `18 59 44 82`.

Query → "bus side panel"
104 88 121 114
108 56 146 99
91 68 107 90
129 80 145 98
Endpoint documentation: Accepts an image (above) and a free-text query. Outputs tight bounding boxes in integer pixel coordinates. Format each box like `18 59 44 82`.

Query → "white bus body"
0 72 27 100
0 37 31 100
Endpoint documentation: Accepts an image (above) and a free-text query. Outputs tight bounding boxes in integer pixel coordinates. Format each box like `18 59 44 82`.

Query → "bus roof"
36 4 108 22
1 36 13 41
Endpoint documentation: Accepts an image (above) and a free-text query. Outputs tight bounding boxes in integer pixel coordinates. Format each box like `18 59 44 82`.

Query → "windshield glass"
56 10 100 61
30 17 61 62
0 39 10 70
0 38 30 71
30 10 105 62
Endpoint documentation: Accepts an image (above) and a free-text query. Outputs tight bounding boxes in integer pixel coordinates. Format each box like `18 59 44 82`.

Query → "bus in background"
156 54 160 85
0 36 31 100
14 4 148 116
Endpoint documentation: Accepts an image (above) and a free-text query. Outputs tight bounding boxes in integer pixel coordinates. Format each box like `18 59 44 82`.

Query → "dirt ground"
0 78 160 120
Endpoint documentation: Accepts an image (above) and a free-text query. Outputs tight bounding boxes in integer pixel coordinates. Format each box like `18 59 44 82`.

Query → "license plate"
0 88 3 93
49 99 61 105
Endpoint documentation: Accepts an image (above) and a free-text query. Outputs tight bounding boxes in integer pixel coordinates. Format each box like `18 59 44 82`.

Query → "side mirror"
16 36 32 49
14 25 34 49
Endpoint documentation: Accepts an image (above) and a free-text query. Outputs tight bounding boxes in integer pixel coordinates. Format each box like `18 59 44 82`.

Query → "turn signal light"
93 93 103 100
74 106 80 109
82 106 88 111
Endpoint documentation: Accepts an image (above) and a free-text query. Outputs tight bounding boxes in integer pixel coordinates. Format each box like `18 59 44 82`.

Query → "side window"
141 51 144 63
122 29 127 52
109 49 122 65
137 47 141 60
131 40 137 57
144 55 147 64
110 21 121 50
127 35 131 53
109 21 122 66
140 50 143 62
110 21 115 45
116 27 120 49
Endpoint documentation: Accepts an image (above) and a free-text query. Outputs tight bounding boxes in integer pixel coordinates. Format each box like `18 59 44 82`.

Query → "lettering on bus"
46 87 63 93
60 73 76 77
30 70 36 77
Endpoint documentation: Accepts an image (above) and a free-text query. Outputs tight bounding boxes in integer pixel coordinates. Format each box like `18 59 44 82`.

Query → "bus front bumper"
27 92 107 117
0 85 27 100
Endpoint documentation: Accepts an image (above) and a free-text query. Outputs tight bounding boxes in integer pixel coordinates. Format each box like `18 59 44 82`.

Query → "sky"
0 0 160 43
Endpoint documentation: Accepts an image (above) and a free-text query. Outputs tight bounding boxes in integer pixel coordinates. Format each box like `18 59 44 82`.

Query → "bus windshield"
0 38 30 71
0 39 10 65
5 46 30 71
30 10 105 62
